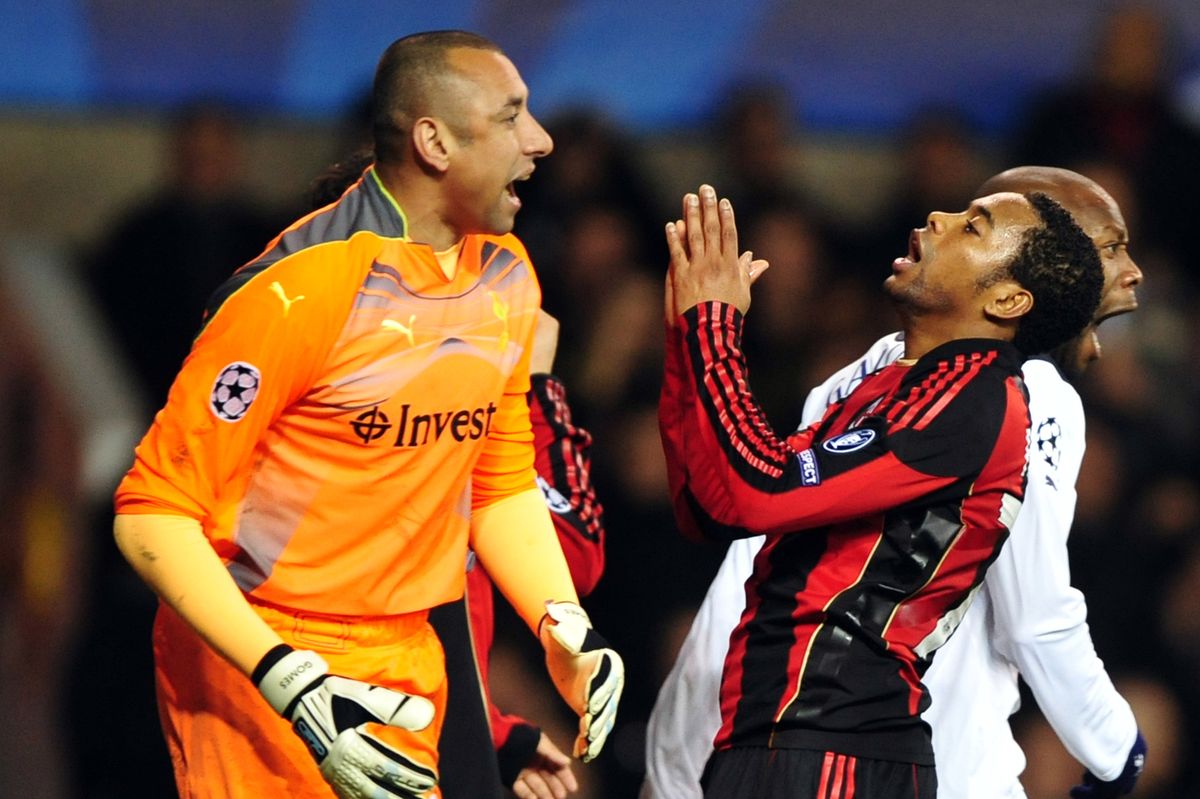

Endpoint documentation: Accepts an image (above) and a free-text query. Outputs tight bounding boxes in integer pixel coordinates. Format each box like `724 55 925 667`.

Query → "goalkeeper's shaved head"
372 30 504 165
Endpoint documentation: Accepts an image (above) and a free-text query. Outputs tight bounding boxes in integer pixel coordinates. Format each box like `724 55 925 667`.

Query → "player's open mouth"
506 172 533 208
908 230 923 263
892 230 922 272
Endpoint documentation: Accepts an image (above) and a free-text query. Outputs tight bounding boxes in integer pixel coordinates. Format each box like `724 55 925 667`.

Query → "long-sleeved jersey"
645 333 1139 799
923 356 1137 798
642 333 905 799
659 303 1030 765
115 168 542 617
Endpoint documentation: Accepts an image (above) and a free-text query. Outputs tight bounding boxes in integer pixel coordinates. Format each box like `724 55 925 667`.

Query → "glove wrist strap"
250 643 294 684
255 647 329 716
539 601 592 652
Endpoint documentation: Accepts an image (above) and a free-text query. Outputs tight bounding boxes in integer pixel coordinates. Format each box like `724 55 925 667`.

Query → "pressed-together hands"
664 184 769 324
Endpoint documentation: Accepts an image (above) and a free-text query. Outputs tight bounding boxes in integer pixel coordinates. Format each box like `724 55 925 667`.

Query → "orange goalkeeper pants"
154 599 447 798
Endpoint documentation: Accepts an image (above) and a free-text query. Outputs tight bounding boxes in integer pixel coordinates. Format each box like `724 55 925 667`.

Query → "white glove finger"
581 666 622 763
587 683 620 744
359 733 438 793
585 651 623 715
325 730 438 796
330 677 434 732
379 693 435 732
581 702 618 763
577 714 609 763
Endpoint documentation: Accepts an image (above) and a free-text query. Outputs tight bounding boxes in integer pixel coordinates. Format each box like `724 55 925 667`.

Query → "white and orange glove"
539 601 625 762
255 645 438 799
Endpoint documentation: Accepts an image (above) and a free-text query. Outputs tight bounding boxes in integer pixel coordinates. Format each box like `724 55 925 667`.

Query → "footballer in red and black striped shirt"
660 185 1102 798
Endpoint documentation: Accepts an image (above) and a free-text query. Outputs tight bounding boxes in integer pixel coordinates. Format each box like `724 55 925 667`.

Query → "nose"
525 114 554 158
1121 256 1144 288
925 211 948 235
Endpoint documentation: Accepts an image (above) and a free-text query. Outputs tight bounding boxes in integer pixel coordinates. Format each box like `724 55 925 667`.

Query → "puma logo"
270 281 305 316
382 314 417 346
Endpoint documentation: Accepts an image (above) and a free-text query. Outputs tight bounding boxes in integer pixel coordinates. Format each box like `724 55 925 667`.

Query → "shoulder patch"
1034 417 1061 472
210 362 261 422
537 474 572 514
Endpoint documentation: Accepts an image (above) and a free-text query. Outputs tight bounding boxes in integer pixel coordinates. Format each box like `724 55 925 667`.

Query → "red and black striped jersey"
659 302 1030 765
527 373 605 594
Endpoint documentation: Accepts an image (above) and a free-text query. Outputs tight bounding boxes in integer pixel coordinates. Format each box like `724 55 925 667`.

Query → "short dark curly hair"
1000 192 1103 356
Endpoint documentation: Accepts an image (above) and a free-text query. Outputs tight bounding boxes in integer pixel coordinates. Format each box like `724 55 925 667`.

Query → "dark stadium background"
2 2 1198 796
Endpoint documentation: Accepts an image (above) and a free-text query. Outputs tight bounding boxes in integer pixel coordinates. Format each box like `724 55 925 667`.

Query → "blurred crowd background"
2 2 1199 797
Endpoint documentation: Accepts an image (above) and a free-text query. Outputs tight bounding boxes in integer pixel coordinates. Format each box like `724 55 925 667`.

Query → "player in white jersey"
642 167 1146 799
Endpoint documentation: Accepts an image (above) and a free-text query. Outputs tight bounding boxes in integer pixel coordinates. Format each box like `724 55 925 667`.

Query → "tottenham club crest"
210 362 261 422
822 428 876 454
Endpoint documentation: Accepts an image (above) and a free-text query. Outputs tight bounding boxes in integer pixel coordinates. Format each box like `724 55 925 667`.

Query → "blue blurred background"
4 0 1200 131
2 2 1199 798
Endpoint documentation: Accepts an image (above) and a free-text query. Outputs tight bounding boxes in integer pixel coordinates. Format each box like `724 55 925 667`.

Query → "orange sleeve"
469 238 540 511
115 248 360 523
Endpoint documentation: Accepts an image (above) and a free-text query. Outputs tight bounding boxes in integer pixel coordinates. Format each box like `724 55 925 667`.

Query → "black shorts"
702 746 937 799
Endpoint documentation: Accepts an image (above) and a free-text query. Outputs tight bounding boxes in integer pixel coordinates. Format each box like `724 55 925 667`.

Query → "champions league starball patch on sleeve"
1035 417 1061 471
210 362 261 422
537 474 572 513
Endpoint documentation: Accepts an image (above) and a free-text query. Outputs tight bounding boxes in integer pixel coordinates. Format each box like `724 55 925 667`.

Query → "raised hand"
664 186 768 323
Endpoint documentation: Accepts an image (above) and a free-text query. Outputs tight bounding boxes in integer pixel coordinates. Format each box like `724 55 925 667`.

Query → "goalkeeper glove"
254 645 438 799
1069 730 1146 798
539 601 624 762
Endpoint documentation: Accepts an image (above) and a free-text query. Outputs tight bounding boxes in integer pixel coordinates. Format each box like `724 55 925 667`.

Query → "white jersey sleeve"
641 332 905 799
991 359 1137 779
924 358 1137 797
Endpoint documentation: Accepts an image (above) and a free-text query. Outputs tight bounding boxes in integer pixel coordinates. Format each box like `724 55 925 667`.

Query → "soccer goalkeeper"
113 30 622 799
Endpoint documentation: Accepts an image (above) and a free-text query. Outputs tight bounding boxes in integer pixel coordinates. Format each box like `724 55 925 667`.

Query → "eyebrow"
1098 224 1129 242
492 96 524 121
969 204 994 227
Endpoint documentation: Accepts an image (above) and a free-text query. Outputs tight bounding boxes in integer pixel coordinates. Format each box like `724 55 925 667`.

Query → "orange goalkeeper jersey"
116 168 541 616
